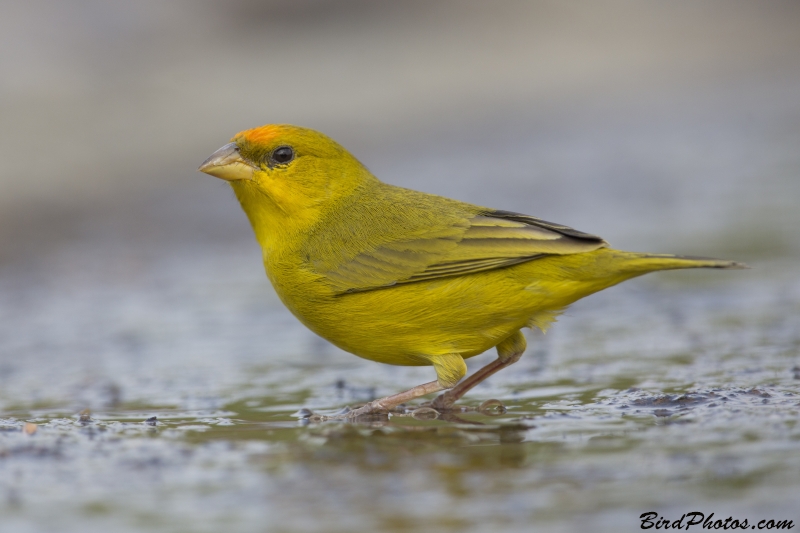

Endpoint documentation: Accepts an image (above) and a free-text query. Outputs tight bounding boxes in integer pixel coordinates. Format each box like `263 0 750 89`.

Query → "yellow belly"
267 248 647 366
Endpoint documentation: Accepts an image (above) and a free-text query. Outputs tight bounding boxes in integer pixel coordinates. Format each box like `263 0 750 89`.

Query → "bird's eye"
270 146 294 166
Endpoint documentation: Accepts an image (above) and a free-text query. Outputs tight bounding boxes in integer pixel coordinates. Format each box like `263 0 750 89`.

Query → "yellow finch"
199 124 745 417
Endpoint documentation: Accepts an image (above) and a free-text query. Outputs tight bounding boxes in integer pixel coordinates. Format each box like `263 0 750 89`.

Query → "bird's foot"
430 392 457 412
429 395 507 416
476 399 507 416
338 399 390 419
294 405 389 423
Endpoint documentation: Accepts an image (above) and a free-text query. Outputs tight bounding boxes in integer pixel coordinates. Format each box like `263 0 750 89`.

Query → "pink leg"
431 330 526 410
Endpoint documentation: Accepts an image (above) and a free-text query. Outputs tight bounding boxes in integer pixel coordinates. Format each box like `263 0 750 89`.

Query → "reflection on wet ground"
1 257 798 532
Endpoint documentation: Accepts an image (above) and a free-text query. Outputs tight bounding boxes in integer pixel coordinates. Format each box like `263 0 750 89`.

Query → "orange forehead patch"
233 124 288 145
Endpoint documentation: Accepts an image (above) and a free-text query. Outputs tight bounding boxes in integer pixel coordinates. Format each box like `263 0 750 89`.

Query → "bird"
198 124 745 418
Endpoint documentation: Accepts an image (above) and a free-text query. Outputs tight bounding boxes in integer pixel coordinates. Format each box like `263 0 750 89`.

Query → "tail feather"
517 248 746 325
615 252 749 273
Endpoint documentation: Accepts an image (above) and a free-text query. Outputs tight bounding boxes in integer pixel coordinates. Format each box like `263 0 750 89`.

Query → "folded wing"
322 209 607 294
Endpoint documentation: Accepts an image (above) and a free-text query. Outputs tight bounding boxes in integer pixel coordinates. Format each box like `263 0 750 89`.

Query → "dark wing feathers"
324 209 607 294
486 210 606 241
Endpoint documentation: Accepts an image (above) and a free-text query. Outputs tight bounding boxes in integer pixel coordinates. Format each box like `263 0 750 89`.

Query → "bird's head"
199 125 375 228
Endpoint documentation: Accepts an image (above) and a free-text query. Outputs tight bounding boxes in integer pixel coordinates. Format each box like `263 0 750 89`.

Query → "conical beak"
198 143 258 181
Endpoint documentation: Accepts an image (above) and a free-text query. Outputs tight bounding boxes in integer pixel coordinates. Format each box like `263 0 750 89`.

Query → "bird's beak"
198 143 258 181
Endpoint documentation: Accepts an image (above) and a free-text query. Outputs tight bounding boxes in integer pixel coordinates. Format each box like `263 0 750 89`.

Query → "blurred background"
1 2 799 533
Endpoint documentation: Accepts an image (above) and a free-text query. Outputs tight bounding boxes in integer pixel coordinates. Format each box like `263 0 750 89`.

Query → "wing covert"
321 209 607 294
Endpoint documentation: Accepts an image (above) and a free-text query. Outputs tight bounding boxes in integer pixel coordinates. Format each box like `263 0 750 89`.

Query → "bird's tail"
530 248 748 286
519 248 747 331
609 252 749 274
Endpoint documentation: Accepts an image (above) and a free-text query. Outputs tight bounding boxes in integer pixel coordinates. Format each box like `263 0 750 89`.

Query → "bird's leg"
431 330 526 411
344 353 467 418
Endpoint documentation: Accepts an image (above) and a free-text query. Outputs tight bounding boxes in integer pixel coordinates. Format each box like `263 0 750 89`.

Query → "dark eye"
270 146 294 165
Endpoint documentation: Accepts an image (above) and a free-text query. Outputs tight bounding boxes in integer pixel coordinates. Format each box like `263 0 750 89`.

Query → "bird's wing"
321 209 607 295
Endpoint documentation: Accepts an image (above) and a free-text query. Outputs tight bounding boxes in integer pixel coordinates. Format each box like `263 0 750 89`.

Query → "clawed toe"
477 399 507 415
429 395 507 415
299 397 506 423
341 400 390 419
430 393 457 411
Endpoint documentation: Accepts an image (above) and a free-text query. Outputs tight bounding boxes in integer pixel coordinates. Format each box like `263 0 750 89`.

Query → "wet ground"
1 221 798 532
